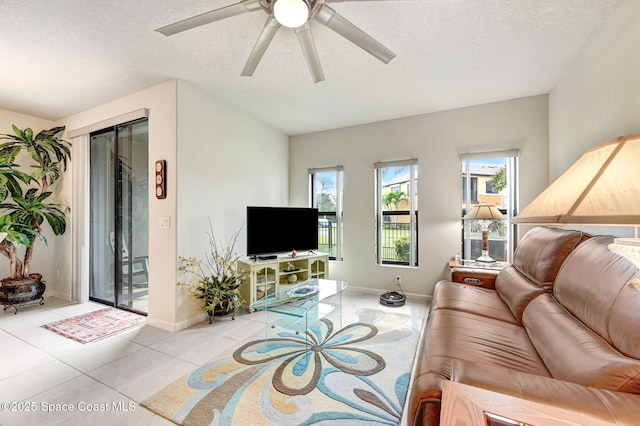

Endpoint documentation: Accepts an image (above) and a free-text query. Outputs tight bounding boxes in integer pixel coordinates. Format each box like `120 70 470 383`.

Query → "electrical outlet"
395 275 401 285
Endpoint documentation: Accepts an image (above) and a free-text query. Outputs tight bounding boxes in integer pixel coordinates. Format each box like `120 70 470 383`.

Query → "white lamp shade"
464 203 505 220
273 0 309 28
514 133 640 224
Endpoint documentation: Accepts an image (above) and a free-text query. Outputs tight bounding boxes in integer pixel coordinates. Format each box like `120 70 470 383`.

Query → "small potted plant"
178 222 246 323
0 125 70 312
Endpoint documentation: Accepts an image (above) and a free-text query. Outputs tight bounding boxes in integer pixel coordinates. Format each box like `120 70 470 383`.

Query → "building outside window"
462 177 478 204
309 167 343 260
461 151 518 262
375 159 418 267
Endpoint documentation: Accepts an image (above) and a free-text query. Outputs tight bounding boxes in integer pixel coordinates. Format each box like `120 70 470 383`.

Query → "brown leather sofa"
409 226 640 425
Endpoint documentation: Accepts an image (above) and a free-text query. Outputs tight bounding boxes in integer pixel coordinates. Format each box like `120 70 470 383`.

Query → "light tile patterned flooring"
0 289 427 425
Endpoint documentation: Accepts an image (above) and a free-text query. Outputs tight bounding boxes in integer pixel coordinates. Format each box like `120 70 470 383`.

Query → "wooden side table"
448 260 508 289
441 381 613 426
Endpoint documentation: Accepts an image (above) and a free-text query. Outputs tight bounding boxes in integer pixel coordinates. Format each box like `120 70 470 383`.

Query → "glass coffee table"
249 278 349 341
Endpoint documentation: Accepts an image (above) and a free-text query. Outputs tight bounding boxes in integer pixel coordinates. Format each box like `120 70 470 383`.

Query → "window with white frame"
309 167 343 261
375 159 418 267
461 150 519 262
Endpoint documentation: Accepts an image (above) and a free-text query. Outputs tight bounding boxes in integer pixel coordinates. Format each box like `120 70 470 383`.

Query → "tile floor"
0 289 427 425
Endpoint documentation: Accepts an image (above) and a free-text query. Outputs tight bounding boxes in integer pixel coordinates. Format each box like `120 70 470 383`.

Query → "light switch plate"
159 217 171 230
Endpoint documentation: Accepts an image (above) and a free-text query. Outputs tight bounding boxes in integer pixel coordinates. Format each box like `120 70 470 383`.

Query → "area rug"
142 308 420 425
42 307 145 343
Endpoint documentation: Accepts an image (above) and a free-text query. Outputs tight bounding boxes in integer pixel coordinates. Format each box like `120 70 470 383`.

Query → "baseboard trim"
146 313 206 332
44 290 73 302
346 285 432 304
146 288 432 333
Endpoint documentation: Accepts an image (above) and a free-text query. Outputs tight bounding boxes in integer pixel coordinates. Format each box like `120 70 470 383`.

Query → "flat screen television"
246 206 318 258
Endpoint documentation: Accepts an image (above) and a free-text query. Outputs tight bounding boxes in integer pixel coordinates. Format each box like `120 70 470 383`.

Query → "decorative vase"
0 273 46 314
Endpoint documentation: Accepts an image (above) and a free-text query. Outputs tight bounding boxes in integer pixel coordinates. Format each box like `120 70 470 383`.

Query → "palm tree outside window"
375 159 418 267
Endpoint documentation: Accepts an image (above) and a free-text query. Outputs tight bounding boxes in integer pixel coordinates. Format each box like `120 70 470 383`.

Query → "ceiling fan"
155 0 397 83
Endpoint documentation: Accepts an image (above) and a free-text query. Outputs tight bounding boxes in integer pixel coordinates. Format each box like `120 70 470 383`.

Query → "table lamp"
464 202 505 263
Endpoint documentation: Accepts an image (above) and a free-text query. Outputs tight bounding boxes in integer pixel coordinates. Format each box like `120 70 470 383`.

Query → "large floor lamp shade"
513 133 640 225
512 132 640 288
464 203 505 263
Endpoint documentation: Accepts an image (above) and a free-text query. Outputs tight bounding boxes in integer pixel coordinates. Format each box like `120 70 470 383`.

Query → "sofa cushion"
609 280 640 360
410 308 551 425
523 293 640 393
430 280 518 324
417 309 550 376
494 266 547 322
511 226 589 289
553 236 640 359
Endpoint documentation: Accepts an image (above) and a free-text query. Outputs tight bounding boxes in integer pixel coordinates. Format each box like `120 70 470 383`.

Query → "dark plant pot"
207 296 236 324
0 273 46 313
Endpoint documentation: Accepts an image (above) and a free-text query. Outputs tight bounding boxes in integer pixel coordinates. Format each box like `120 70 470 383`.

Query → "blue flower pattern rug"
142 308 419 425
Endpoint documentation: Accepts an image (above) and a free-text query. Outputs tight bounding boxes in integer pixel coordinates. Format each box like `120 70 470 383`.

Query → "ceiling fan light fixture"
273 0 309 28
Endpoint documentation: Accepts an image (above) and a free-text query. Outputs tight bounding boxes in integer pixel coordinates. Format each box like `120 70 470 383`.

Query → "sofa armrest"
450 361 640 425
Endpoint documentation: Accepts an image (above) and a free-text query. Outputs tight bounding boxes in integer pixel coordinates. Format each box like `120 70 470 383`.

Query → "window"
309 167 343 260
485 180 497 194
461 150 518 262
462 177 478 203
375 159 418 266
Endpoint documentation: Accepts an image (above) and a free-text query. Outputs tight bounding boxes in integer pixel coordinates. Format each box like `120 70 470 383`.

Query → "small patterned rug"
42 307 145 343
142 308 420 425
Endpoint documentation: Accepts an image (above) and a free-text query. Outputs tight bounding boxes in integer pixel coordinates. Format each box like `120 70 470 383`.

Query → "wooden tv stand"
238 252 329 307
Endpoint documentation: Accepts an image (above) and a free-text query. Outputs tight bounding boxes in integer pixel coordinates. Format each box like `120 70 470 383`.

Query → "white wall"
60 80 178 329
549 0 640 180
0 109 62 293
176 81 289 328
58 79 288 331
548 0 640 238
290 95 549 296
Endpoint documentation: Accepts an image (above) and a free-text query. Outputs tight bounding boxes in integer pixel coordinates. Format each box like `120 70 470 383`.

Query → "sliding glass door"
89 119 149 314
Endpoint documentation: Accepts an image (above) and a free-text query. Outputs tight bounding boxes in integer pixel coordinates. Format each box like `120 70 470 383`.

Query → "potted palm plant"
0 125 71 313
178 222 246 323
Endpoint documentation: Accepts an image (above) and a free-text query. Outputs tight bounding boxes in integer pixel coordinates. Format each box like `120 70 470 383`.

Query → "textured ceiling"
0 0 623 135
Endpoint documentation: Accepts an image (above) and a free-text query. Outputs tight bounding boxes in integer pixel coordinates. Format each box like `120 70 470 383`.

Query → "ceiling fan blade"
155 0 261 36
241 17 281 77
314 5 396 64
295 22 325 84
